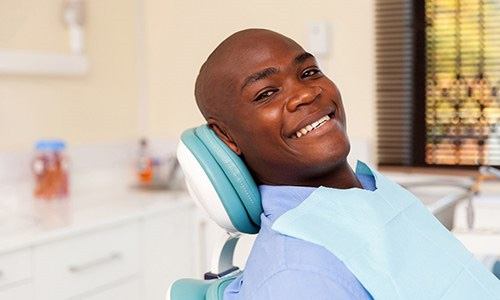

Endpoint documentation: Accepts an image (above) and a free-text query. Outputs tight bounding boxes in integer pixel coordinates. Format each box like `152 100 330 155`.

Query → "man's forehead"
214 32 304 80
194 29 305 120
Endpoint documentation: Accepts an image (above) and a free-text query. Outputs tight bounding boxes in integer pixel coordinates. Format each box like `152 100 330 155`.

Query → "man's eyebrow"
241 67 279 91
294 52 315 64
240 52 314 92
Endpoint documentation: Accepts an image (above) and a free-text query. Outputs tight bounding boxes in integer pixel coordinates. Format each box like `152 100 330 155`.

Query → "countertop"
0 168 193 255
1 166 498 256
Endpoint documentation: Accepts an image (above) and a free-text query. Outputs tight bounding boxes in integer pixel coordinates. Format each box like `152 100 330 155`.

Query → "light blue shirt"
224 173 376 300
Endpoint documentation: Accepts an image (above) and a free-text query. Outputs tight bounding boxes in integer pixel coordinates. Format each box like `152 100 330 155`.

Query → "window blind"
376 0 415 165
425 0 500 166
376 0 500 167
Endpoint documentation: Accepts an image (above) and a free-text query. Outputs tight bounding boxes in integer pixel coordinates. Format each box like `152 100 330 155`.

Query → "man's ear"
208 121 242 155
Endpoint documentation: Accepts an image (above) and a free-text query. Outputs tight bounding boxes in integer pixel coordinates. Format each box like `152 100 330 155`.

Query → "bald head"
194 29 302 121
191 28 353 187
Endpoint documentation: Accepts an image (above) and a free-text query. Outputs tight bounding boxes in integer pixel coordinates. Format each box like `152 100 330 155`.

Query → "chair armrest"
168 278 212 300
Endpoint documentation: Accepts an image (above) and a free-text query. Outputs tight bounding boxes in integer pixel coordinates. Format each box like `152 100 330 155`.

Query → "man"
195 28 373 299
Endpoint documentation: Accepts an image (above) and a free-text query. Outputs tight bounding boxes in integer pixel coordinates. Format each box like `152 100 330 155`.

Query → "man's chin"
291 131 350 157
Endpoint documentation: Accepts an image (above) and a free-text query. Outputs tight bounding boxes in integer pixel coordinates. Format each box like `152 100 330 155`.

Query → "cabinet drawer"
0 249 31 288
34 222 140 300
0 282 33 299
81 277 140 300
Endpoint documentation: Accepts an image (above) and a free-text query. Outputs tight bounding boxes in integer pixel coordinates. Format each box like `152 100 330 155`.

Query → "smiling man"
192 28 500 300
196 29 362 190
195 29 373 299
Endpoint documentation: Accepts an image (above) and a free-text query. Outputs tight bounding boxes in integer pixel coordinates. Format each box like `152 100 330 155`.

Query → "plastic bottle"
137 138 153 184
32 140 69 200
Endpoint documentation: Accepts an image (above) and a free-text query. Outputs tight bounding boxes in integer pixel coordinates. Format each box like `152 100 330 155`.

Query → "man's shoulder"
228 223 371 299
242 221 357 289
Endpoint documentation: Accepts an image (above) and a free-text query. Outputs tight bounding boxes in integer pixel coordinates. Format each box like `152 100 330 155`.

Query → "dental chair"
169 125 262 300
169 125 500 299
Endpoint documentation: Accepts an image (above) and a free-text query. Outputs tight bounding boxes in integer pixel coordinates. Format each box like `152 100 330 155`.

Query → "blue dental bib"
272 161 500 300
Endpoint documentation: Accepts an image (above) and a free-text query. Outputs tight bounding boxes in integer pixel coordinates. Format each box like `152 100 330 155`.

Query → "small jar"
32 140 69 200
137 138 153 184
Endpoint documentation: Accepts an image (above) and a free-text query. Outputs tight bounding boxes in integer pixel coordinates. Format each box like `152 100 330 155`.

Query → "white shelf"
0 50 88 76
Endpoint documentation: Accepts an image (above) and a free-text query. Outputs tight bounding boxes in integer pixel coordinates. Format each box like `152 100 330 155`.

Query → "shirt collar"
260 162 376 223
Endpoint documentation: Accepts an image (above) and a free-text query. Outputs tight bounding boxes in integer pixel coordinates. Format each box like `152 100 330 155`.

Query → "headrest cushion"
178 125 262 234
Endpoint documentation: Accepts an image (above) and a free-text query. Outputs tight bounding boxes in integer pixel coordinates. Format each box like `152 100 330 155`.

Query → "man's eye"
254 89 278 101
301 68 322 79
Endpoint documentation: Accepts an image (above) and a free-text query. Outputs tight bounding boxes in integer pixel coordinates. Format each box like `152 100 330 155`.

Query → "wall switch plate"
306 21 330 56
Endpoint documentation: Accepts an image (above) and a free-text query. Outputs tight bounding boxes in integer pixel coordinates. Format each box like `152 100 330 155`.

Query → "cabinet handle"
68 251 122 273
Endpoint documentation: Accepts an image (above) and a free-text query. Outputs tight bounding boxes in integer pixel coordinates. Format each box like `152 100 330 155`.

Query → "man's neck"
256 161 363 189
307 161 363 189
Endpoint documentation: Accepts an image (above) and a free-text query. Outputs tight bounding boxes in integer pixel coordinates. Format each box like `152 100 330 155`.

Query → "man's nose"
285 85 322 112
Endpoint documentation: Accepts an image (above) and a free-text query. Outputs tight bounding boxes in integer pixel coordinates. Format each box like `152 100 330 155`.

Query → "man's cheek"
260 107 281 123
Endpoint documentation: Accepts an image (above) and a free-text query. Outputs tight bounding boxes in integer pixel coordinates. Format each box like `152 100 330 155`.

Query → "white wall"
0 0 139 151
1 0 376 162
144 0 376 161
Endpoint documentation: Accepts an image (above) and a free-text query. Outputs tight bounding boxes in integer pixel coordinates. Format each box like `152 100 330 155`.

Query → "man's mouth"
292 113 333 139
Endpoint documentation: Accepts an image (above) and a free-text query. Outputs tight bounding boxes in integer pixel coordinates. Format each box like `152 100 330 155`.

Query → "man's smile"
293 114 331 138
287 108 337 139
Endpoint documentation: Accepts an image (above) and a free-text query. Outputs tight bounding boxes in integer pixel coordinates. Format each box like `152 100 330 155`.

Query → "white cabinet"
0 193 197 300
0 249 32 289
80 277 140 300
142 205 196 300
0 283 33 299
33 223 140 300
0 249 33 299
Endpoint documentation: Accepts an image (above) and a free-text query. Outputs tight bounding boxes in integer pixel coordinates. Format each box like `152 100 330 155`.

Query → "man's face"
213 33 350 185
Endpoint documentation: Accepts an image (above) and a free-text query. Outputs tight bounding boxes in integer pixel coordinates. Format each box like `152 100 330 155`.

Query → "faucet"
480 166 500 178
468 166 500 230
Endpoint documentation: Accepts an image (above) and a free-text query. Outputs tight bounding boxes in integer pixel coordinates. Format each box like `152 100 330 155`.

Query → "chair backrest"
176 125 262 234
170 125 262 300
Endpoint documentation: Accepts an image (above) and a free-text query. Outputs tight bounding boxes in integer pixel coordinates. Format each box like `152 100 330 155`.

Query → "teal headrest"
178 125 262 234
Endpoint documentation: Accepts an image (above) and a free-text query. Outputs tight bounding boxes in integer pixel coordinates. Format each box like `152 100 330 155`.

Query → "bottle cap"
35 139 66 151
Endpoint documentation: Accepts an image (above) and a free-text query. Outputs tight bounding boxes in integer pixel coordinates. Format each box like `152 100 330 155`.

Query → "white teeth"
294 114 332 138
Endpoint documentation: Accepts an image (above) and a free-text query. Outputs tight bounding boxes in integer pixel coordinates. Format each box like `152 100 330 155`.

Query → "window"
376 0 500 167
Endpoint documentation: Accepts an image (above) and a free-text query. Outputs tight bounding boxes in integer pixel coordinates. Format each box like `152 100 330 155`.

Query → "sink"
405 184 472 230
382 172 474 231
